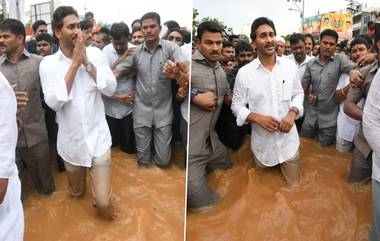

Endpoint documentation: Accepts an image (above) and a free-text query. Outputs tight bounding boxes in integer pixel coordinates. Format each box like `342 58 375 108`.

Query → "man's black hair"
250 17 276 40
304 33 315 47
32 20 47 32
141 12 161 26
359 34 374 48
85 11 94 19
131 19 141 28
349 36 370 52
93 32 110 44
182 29 191 44
289 33 305 46
235 41 253 55
110 22 130 41
0 18 26 41
223 40 233 48
79 20 93 31
52 6 78 32
197 21 222 41
228 34 239 42
36 33 53 44
320 29 339 43
164 20 180 30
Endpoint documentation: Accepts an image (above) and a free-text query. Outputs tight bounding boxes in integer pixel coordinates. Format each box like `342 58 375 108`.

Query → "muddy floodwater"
23 146 186 241
187 138 372 241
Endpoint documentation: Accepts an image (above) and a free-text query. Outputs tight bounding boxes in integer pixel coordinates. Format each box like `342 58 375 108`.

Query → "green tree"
200 17 227 31
192 8 230 39
192 8 199 37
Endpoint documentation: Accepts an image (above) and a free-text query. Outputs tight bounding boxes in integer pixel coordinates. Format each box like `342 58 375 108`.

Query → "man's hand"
224 94 232 106
176 87 188 101
308 93 318 105
120 47 135 62
349 69 364 88
163 60 189 88
192 91 217 111
279 111 296 133
117 92 134 105
12 85 28 108
0 178 8 204
72 32 86 66
248 112 280 133
357 53 377 67
163 60 178 79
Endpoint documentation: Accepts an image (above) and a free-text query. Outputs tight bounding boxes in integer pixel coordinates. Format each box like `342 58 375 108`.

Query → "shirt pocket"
281 79 292 102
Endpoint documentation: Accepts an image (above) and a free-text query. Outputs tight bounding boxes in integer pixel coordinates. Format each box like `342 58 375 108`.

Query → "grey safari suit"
116 39 185 166
0 49 54 194
187 50 232 209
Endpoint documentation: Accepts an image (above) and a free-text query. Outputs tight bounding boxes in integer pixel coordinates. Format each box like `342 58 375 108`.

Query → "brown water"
23 146 186 241
187 138 372 241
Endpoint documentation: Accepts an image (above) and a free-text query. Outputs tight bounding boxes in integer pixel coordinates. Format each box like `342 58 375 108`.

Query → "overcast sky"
194 0 380 36
25 0 193 30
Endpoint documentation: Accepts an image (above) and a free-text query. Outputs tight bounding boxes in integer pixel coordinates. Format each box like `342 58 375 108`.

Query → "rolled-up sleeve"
291 68 304 118
302 63 312 88
93 51 116 97
39 58 73 112
231 70 251 126
339 53 356 74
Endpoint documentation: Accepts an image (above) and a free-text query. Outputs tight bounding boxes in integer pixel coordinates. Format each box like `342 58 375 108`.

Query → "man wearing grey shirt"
301 29 361 147
115 12 186 167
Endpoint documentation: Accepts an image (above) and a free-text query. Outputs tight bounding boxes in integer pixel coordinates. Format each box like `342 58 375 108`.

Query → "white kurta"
231 56 304 166
0 72 23 241
39 47 117 167
363 69 380 183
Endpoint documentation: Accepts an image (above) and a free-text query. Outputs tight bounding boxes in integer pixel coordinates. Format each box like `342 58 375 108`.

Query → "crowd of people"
0 5 190 240
1 2 380 241
188 16 380 241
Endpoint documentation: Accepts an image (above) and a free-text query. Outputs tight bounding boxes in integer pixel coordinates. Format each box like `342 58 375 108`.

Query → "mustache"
210 51 220 55
265 44 275 48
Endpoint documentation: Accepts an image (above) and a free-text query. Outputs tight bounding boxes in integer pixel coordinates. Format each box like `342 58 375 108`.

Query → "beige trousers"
254 150 301 185
64 149 116 220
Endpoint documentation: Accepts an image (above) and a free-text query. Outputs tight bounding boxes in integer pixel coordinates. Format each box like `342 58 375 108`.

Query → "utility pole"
287 0 305 32
1 0 7 18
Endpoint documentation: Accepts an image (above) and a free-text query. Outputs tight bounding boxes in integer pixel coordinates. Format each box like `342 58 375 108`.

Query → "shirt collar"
0 48 32 65
192 50 221 68
142 38 163 52
316 53 335 64
252 55 282 70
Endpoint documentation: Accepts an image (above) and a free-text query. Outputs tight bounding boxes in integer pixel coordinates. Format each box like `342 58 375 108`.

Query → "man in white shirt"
39 6 117 220
231 17 304 185
363 63 380 241
287 33 313 132
0 72 23 241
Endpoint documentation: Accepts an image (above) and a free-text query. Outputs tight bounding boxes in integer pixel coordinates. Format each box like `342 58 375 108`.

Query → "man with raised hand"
39 6 117 220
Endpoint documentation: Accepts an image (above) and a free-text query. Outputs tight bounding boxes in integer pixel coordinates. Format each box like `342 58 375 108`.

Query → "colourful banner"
320 13 353 40
303 15 321 37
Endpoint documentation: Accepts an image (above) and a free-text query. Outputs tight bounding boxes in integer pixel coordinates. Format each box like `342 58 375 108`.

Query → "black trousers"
215 103 247 151
44 104 64 170
106 113 137 154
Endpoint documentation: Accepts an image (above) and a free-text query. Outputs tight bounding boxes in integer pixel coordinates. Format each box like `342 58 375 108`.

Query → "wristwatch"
190 88 200 101
85 63 94 72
